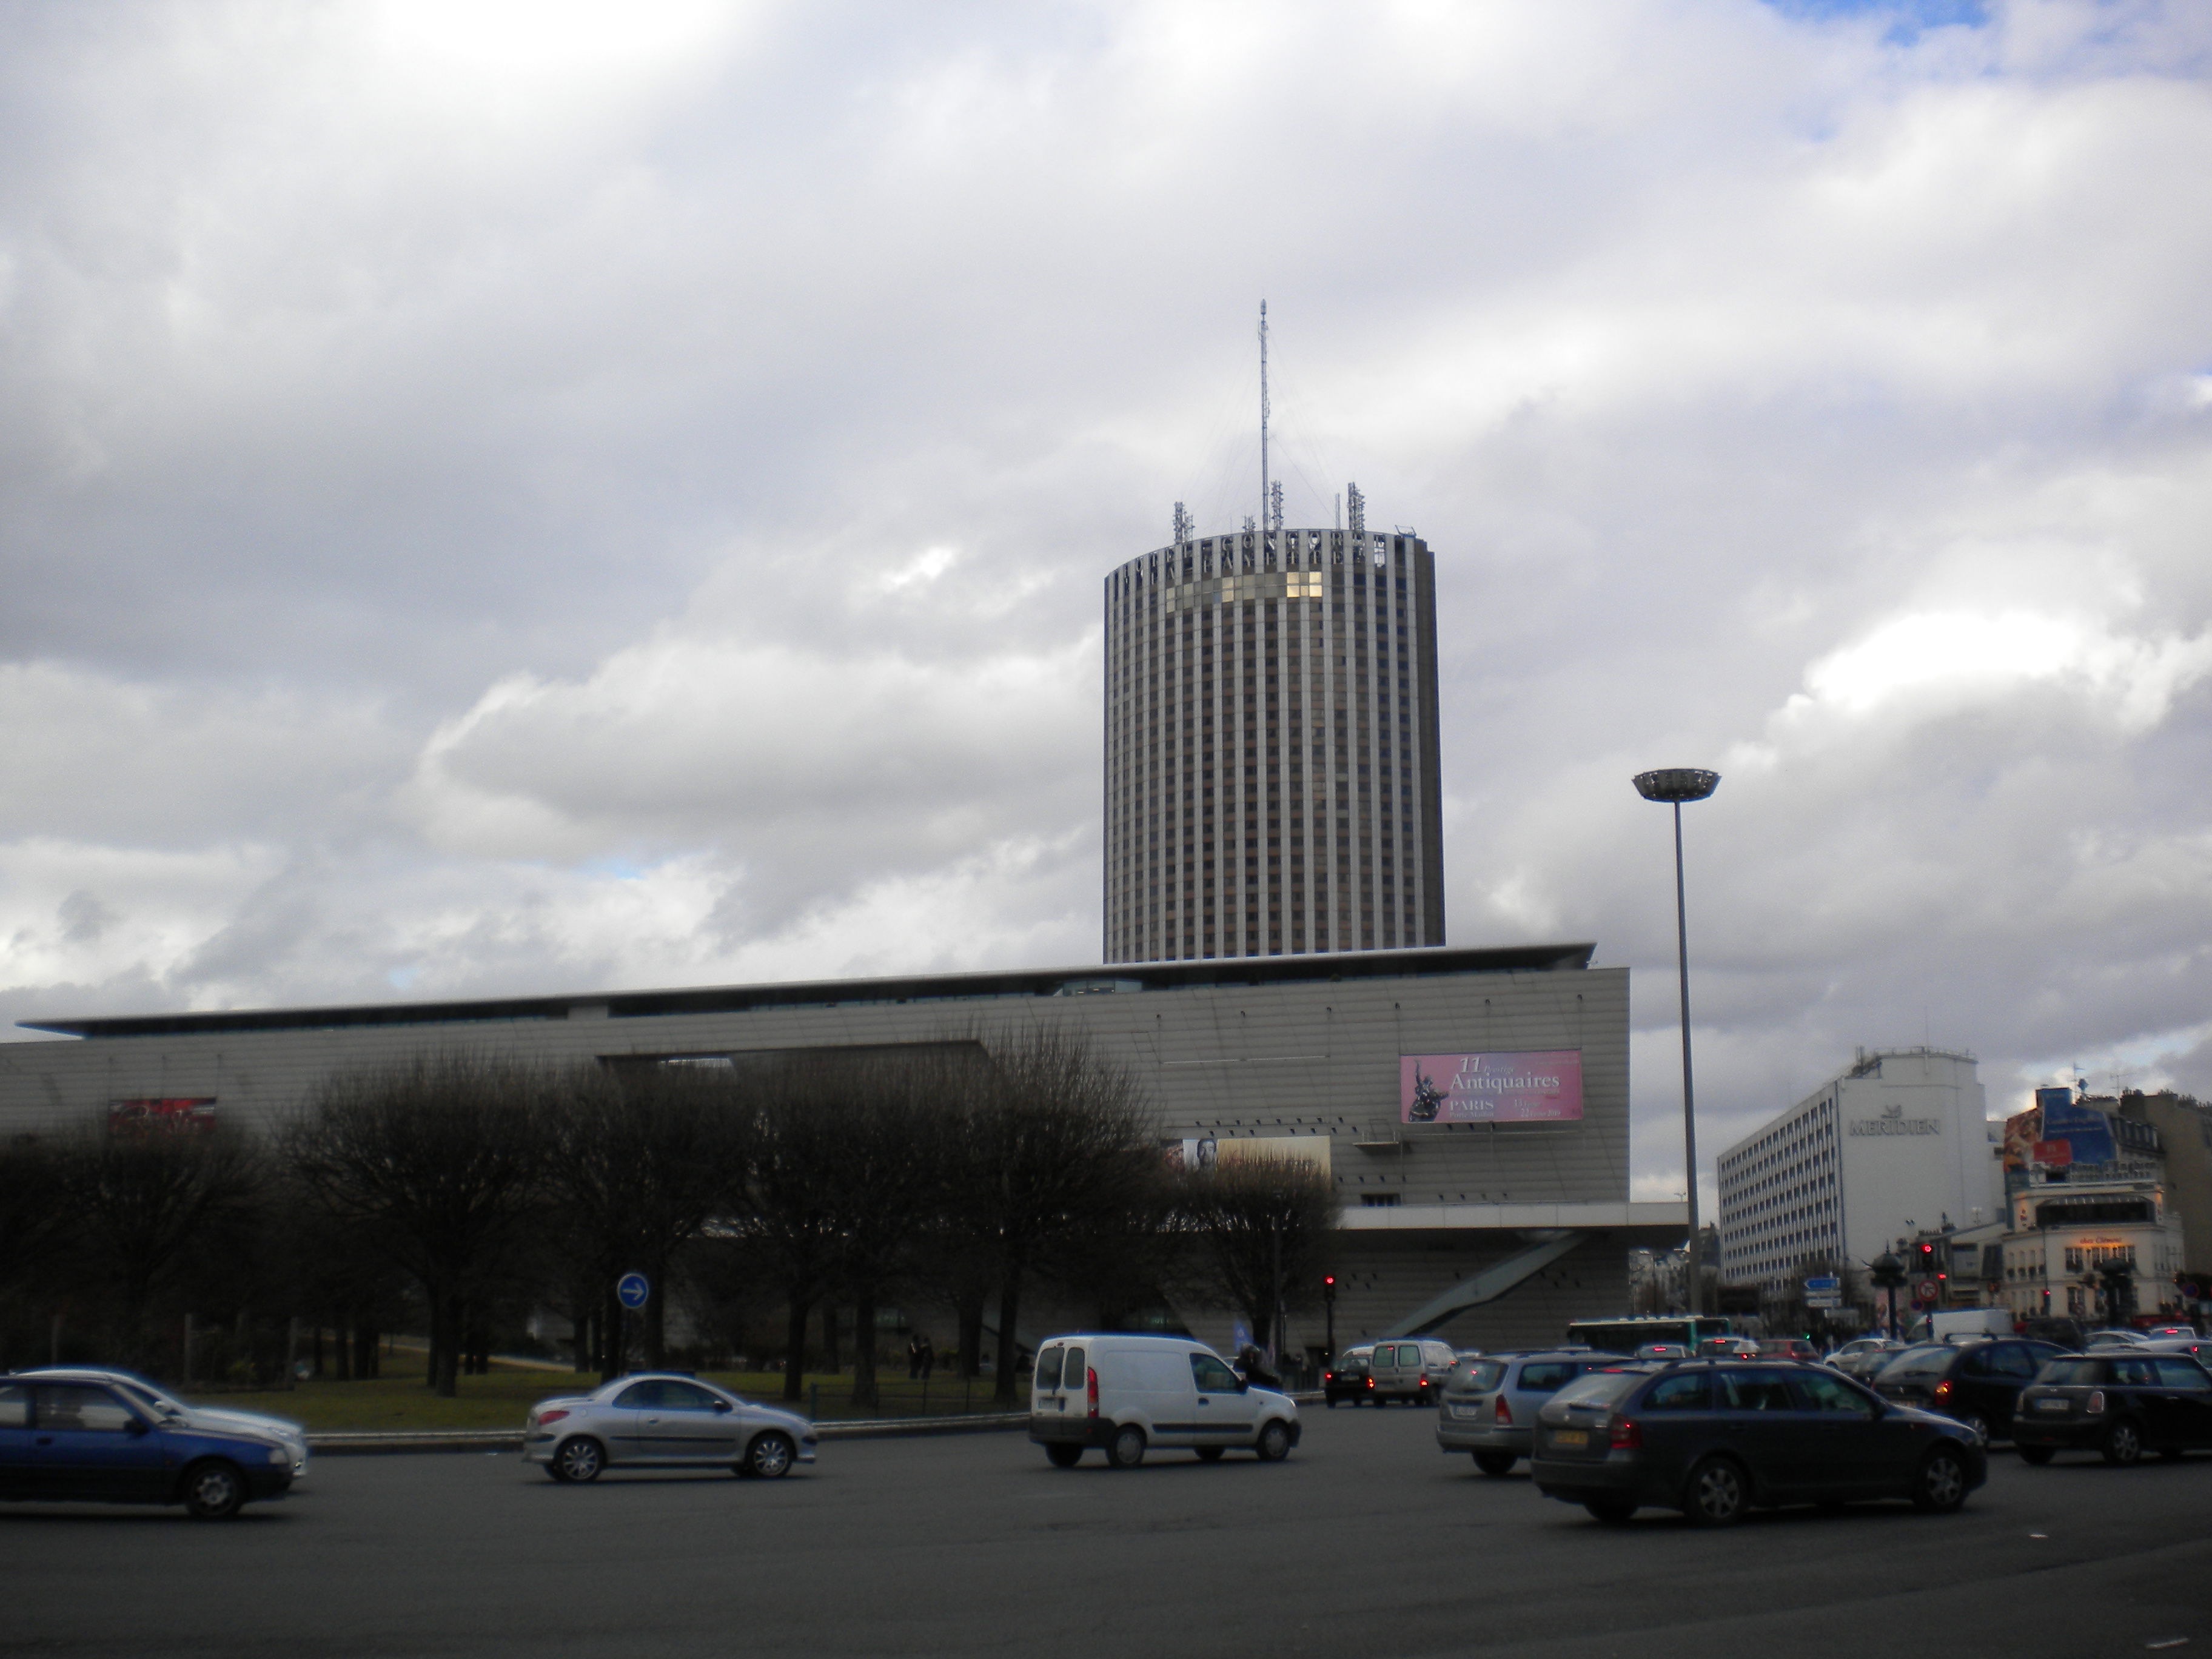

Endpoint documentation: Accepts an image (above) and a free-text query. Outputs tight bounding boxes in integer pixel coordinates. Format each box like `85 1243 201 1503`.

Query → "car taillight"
537 1409 568 1426
1494 1395 1512 1424
1932 1379 1952 1403
1087 1367 1099 1418
2086 1389 2105 1415
1609 1417 1641 1449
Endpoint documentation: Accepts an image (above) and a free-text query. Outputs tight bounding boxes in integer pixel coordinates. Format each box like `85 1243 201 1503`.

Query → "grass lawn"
183 1362 1019 1432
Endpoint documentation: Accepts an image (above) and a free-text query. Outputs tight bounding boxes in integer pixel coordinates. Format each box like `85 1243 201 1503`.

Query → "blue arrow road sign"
616 1272 650 1310
1803 1275 1840 1294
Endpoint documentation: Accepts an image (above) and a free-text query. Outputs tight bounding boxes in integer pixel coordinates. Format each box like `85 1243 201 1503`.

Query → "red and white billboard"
108 1098 216 1133
1399 1051 1583 1124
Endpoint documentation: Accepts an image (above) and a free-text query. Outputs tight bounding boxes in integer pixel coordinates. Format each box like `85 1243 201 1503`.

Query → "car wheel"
181 1459 245 1521
1194 1446 1225 1463
1584 1498 1636 1524
2017 1445 2055 1466
1960 1415 1991 1449
1683 1456 1748 1527
1044 1443 1083 1468
1473 1451 1518 1477
1255 1420 1293 1463
1912 1446 1969 1513
745 1432 796 1479
1107 1424 1147 1469
2101 1420 2144 1467
552 1436 605 1484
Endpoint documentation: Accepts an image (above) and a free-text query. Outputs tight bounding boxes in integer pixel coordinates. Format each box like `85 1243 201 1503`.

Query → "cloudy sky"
4 0 2210 1208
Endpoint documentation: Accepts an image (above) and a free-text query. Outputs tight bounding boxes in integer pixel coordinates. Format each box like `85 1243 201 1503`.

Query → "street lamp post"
1634 767 1721 1324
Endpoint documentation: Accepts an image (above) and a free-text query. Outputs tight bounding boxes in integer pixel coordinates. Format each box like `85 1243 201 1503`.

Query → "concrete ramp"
1379 1230 1587 1339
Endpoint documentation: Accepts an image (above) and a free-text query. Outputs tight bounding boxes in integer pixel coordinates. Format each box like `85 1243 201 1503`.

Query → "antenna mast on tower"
1258 301 1270 550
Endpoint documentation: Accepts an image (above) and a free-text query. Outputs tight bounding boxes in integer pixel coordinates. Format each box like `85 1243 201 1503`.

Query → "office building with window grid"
1103 525 1444 962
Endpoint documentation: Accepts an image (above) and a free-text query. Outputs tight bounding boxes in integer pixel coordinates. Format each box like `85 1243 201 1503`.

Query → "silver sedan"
525 1374 818 1483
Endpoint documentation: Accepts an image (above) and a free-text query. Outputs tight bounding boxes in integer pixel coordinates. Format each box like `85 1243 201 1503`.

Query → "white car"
1027 1332 1301 1469
16 1367 309 1480
524 1373 817 1483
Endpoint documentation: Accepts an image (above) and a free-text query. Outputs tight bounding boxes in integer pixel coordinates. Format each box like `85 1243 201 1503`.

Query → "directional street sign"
616 1272 651 1311
1806 1295 1843 1310
1803 1275 1840 1295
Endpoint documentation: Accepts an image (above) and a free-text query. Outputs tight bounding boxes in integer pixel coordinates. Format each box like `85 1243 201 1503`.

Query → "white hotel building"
1717 1048 2001 1291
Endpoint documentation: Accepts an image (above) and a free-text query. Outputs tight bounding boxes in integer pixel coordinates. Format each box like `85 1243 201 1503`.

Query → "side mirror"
712 1399 732 1413
125 1417 151 1437
1235 1377 1249 1393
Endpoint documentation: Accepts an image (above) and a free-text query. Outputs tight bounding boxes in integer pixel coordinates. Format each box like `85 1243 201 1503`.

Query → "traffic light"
1322 1274 1337 1304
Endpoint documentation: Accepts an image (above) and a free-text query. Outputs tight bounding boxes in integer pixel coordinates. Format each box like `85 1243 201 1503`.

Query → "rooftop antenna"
1172 502 1191 545
1258 300 1270 553
1346 482 1365 536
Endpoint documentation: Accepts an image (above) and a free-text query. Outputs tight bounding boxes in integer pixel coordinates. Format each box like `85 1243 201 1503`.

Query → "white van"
1027 1333 1302 1469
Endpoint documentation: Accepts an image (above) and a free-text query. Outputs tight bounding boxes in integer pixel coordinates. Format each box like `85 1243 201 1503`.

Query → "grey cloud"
2 2 2210 1231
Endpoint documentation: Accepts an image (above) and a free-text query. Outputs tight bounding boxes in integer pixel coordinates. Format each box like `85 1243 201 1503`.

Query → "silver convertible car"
525 1373 817 1483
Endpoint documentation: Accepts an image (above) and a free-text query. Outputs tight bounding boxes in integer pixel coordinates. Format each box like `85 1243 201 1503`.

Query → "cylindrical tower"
1103 523 1445 963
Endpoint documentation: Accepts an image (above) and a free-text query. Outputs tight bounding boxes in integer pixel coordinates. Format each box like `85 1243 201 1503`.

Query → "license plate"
1552 1429 1588 1447
2035 1398 2070 1412
1451 1404 1484 1419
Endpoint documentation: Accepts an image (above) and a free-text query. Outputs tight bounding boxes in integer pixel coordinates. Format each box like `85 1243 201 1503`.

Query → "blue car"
1 1372 295 1519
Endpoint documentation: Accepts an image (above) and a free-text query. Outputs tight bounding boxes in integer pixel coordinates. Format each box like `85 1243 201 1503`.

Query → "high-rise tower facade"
1103 519 1444 963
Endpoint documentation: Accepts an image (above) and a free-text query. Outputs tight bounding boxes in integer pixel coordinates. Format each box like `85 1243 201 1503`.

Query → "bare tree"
543 1064 749 1376
945 1025 1156 1407
61 1117 266 1369
1173 1151 1339 1358
0 1133 76 1357
734 1064 853 1403
287 1052 548 1398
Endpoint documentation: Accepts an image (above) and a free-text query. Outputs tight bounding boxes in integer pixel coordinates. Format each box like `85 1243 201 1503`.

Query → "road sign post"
615 1273 650 1375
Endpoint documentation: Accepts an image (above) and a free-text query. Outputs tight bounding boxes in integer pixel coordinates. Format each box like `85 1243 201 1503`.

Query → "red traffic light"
1324 1275 1336 1286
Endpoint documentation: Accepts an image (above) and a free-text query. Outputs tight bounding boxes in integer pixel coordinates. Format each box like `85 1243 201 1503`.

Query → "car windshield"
1882 1346 1955 1379
1549 1370 1642 1409
2038 1358 2100 1386
110 1379 183 1416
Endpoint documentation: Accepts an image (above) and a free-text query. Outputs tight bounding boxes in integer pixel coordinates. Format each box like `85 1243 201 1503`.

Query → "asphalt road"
6 1406 2210 1659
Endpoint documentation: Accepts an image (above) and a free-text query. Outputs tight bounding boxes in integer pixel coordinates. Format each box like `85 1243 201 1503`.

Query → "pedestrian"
907 1332 925 1380
918 1333 936 1379
1236 1343 1281 1390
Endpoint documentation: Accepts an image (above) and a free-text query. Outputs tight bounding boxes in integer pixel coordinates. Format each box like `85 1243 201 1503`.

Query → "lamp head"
1634 768 1720 804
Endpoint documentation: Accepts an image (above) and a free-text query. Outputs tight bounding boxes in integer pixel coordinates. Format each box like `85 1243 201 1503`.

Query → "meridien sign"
1851 1118 1940 1136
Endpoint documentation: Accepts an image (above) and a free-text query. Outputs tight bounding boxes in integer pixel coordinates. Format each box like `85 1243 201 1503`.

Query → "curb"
307 1412 1033 1455
306 1398 1322 1454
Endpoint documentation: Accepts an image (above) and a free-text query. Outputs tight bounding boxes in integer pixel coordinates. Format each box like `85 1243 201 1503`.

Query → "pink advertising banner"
1399 1051 1583 1124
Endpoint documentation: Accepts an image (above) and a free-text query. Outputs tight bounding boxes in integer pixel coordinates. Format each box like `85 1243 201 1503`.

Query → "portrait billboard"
1400 1051 1583 1124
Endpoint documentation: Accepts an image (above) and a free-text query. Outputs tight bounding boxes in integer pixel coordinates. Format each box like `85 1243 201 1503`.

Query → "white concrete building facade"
1717 1048 1999 1290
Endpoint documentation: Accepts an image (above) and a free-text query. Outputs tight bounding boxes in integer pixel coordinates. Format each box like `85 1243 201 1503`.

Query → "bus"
1564 1316 1734 1354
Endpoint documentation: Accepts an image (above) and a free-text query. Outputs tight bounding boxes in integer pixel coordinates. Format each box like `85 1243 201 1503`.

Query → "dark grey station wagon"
1530 1361 1986 1525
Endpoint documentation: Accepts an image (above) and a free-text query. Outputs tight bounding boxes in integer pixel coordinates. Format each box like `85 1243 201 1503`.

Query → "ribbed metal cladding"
1103 527 1446 964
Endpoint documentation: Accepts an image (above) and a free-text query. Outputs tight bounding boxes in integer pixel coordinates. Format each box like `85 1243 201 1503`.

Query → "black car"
2012 1351 2212 1466
1322 1345 1373 1407
1871 1339 2070 1444
1529 1360 1984 1525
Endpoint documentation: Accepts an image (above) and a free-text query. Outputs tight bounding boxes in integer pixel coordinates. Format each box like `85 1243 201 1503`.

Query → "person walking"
917 1333 936 1379
907 1333 925 1381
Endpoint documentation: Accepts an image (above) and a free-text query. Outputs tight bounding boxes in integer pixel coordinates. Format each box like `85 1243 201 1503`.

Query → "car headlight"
267 1446 290 1465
